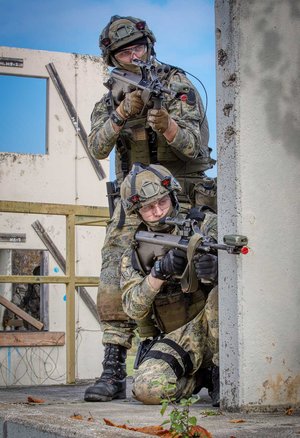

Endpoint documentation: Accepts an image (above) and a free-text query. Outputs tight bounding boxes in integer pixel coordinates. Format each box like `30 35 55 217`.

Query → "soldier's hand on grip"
147 108 171 134
118 89 144 119
151 249 187 280
193 253 218 283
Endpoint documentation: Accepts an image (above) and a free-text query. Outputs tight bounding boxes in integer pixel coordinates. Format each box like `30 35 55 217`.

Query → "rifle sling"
180 233 203 293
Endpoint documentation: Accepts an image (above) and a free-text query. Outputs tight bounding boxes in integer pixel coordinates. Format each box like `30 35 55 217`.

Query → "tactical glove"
118 89 144 119
193 253 218 283
147 108 171 134
151 249 187 280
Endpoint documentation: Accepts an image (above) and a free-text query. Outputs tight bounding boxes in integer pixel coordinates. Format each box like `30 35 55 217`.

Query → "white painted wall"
216 0 300 410
0 47 109 385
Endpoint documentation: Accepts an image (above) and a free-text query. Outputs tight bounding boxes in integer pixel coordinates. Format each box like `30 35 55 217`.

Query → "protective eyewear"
139 195 171 215
114 44 147 61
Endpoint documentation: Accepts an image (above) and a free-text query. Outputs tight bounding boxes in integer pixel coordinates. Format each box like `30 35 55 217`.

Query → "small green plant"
200 409 220 416
152 379 200 437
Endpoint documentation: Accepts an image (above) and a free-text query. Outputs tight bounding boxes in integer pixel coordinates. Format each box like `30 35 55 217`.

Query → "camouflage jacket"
120 210 217 326
88 64 212 185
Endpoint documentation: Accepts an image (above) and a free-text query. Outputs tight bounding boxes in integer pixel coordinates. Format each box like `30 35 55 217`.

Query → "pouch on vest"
153 288 206 334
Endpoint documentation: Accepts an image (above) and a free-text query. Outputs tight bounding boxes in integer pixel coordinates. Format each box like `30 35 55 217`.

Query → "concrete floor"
0 379 299 437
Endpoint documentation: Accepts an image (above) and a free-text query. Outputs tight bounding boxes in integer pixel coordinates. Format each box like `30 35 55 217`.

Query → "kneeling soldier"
120 163 220 406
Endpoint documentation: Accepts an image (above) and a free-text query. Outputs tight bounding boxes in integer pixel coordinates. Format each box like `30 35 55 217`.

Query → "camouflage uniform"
120 210 219 404
84 15 216 404
89 65 217 347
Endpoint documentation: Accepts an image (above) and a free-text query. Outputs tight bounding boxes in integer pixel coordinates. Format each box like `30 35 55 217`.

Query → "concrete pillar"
216 0 300 410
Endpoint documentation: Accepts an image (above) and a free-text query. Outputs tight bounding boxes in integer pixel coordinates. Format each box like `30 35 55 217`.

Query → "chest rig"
131 222 207 338
104 64 192 181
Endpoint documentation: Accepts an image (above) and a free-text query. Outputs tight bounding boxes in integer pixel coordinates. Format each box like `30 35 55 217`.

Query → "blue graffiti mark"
54 267 59 273
63 294 67 301
7 347 12 384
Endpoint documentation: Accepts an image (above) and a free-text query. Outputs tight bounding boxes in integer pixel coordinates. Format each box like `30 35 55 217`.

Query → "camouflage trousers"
98 199 139 348
132 287 219 405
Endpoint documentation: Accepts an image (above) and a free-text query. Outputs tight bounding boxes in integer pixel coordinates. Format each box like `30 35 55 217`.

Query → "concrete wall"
0 47 109 385
216 0 300 410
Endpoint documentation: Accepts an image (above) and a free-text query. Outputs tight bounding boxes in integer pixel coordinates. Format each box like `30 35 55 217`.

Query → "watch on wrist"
110 110 126 127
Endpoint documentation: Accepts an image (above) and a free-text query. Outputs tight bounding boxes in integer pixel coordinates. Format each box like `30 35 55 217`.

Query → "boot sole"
84 390 126 402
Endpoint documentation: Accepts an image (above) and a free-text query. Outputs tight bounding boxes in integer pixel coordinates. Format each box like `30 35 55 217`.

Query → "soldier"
120 163 219 406
84 14 217 402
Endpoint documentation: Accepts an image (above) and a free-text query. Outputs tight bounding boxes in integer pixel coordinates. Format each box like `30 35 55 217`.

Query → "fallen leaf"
27 396 45 404
70 413 83 420
285 408 294 416
229 419 246 423
103 418 213 437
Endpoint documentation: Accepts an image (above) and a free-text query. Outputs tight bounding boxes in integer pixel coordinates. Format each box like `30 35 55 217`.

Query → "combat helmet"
121 163 182 216
99 15 156 66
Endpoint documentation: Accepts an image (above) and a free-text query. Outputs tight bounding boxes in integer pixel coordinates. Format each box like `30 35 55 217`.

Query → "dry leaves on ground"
70 413 95 422
285 408 294 416
103 418 213 437
27 396 45 404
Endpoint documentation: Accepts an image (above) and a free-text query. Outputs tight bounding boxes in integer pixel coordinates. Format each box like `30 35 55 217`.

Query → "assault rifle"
134 216 248 292
110 59 190 109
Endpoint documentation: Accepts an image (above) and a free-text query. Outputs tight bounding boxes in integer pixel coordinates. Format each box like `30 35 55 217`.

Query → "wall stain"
223 104 233 116
260 374 300 405
218 49 228 66
222 73 237 87
224 126 237 142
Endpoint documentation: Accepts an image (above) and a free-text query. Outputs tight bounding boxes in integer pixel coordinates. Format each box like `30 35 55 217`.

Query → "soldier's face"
114 44 147 63
139 195 172 223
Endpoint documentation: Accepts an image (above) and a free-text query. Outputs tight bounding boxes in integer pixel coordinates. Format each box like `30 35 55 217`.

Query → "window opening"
0 75 47 154
0 249 49 331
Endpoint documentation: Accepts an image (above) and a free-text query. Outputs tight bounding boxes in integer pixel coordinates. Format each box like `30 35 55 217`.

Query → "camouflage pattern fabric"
88 67 211 186
89 61 216 347
121 211 217 322
97 200 140 321
131 288 218 405
120 211 219 403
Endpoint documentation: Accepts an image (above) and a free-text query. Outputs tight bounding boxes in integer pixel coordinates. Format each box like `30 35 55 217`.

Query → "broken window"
0 75 47 154
0 249 49 331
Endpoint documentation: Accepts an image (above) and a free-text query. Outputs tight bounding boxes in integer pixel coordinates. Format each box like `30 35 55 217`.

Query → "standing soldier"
84 15 217 402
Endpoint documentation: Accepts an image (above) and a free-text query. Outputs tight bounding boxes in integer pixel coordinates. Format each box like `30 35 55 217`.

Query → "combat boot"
84 343 127 402
193 367 213 395
209 365 220 407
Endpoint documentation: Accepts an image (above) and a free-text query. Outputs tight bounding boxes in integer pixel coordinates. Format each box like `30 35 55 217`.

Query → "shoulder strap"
180 233 203 293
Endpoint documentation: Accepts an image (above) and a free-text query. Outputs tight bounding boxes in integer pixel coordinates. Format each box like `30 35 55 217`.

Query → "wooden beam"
0 200 109 218
0 296 44 330
0 275 71 284
66 214 76 383
46 62 106 181
0 275 98 286
32 220 99 323
0 332 65 347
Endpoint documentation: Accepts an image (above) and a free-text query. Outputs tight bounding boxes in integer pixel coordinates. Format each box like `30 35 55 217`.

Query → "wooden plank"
0 296 44 330
75 215 109 226
0 275 98 286
66 214 76 383
32 220 99 323
0 332 65 347
0 275 70 284
46 62 106 181
0 200 109 218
